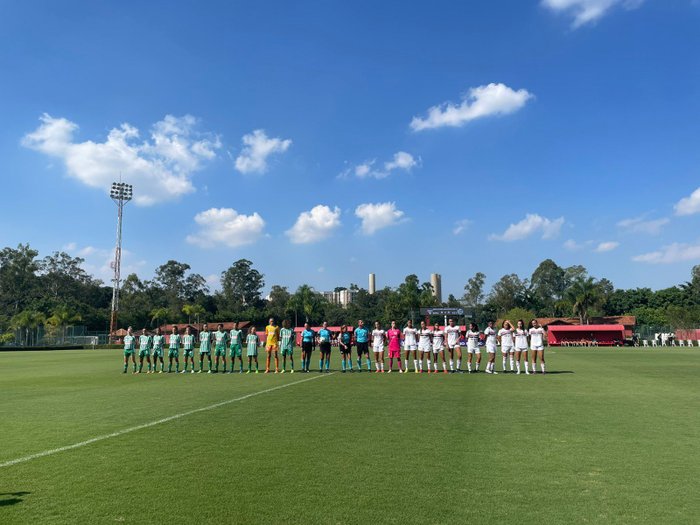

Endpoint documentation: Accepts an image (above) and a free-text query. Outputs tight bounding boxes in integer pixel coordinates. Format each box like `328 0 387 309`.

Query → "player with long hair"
265 317 280 374
372 321 386 373
417 320 432 373
198 323 212 373
514 319 529 375
354 320 371 372
167 326 180 373
484 321 498 374
498 320 515 373
137 328 152 374
152 327 165 373
300 322 315 373
445 318 462 373
386 321 403 373
318 322 333 373
403 320 418 373
529 319 546 374
279 319 295 373
338 324 353 372
229 321 244 373
245 326 260 373
213 323 228 373
181 326 195 373
431 322 448 374
466 322 481 373
122 326 136 374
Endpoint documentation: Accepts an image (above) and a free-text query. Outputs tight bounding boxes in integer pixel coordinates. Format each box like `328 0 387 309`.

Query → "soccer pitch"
1 349 699 524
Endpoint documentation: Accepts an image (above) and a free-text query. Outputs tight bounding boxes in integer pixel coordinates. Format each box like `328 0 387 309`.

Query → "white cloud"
410 83 533 131
62 242 77 251
341 151 419 180
489 213 564 242
542 0 644 28
355 202 406 235
633 242 700 264
286 205 342 244
234 129 291 174
205 274 221 291
675 187 700 216
564 239 585 251
617 216 670 235
186 208 265 248
63 244 146 283
22 113 221 206
317 266 325 273
595 241 620 252
453 219 472 235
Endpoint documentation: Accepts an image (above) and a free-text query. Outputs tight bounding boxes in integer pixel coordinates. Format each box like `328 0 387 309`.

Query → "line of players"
121 317 547 375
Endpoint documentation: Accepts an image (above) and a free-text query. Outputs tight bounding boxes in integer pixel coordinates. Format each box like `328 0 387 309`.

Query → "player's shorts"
229 344 242 358
447 343 460 350
372 345 384 354
215 345 226 357
418 342 431 353
302 341 314 353
280 346 293 357
123 348 135 357
501 345 514 354
356 342 369 355
266 344 278 353
246 346 258 357
432 345 444 353
152 348 164 358
467 345 480 355
319 342 331 355
486 344 497 354
530 345 544 352
388 347 401 358
183 349 194 358
138 349 150 359
404 343 417 351
338 343 352 354
167 349 179 358
199 347 211 355
515 345 528 352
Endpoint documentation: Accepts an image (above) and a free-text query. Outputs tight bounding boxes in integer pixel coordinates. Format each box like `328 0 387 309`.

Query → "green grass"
2 348 700 524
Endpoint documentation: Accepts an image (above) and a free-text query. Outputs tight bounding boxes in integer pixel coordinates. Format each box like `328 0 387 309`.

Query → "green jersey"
199 331 211 351
168 334 181 350
138 335 151 350
123 335 136 351
214 330 227 348
229 329 243 346
182 334 195 349
152 335 165 350
280 328 294 350
246 334 259 353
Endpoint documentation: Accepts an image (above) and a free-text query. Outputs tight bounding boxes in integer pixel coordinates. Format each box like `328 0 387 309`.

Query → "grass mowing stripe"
0 371 334 469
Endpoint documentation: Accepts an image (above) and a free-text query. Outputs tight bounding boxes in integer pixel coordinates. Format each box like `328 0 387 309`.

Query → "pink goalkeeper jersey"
387 329 401 351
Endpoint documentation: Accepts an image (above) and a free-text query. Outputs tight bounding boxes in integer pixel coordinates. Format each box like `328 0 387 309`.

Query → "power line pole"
108 182 133 343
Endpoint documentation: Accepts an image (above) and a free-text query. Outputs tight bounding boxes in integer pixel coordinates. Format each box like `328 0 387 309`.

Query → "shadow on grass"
544 371 574 374
0 491 30 507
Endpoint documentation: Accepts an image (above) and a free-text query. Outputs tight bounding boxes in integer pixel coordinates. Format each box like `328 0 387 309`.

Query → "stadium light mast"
108 182 133 343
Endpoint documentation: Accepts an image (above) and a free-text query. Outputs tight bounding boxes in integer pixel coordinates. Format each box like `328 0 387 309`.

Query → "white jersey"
432 330 445 350
466 330 480 350
498 328 514 348
484 327 497 347
418 328 432 350
372 329 385 347
445 325 461 347
515 328 528 349
529 327 545 349
403 327 417 347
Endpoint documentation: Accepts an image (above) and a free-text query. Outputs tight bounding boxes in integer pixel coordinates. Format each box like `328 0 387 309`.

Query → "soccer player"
386 321 403 373
167 326 181 373
372 321 386 373
279 320 295 373
484 321 498 374
152 327 165 373
445 318 462 373
417 320 432 373
432 322 448 374
181 327 195 373
198 323 213 373
264 318 281 374
229 321 244 373
498 320 515 372
246 326 260 373
403 320 418 373
137 328 152 374
300 322 315 372
466 323 481 373
338 324 353 372
529 319 546 374
213 323 228 373
122 326 137 373
317 322 333 373
354 320 371 372
514 319 529 375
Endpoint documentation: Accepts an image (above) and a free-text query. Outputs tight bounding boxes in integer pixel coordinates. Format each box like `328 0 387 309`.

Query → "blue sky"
2 0 700 298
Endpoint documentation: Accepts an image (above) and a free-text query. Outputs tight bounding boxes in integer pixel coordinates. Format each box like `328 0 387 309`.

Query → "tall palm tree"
566 277 600 325
150 307 170 328
182 304 205 325
46 306 82 344
11 310 46 346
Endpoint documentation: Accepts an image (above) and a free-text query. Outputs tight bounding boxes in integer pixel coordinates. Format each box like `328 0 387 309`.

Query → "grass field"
2 348 700 524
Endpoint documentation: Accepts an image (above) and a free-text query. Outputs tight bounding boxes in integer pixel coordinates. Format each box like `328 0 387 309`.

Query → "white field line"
0 373 334 469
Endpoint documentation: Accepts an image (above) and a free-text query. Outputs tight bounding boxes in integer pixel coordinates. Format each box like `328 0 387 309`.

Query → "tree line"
1 243 700 344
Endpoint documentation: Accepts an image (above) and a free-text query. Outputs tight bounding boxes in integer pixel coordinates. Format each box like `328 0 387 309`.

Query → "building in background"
323 288 357 308
430 273 442 303
369 273 376 295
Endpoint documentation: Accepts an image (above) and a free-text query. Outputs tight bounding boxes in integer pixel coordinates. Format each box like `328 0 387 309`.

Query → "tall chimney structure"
430 273 442 303
369 273 376 295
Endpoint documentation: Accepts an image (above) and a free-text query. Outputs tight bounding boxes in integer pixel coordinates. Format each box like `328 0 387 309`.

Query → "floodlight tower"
108 182 133 343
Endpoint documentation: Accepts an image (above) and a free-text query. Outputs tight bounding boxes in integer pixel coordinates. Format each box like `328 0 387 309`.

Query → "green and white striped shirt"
138 335 151 350
229 329 243 346
182 334 195 349
280 328 294 350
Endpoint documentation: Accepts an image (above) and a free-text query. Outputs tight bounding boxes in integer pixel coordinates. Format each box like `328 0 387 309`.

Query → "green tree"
530 259 567 316
46 306 82 343
182 303 205 324
0 244 40 314
566 277 601 324
463 272 486 318
287 285 324 326
220 259 265 313
150 307 170 327
11 310 45 346
487 274 528 316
